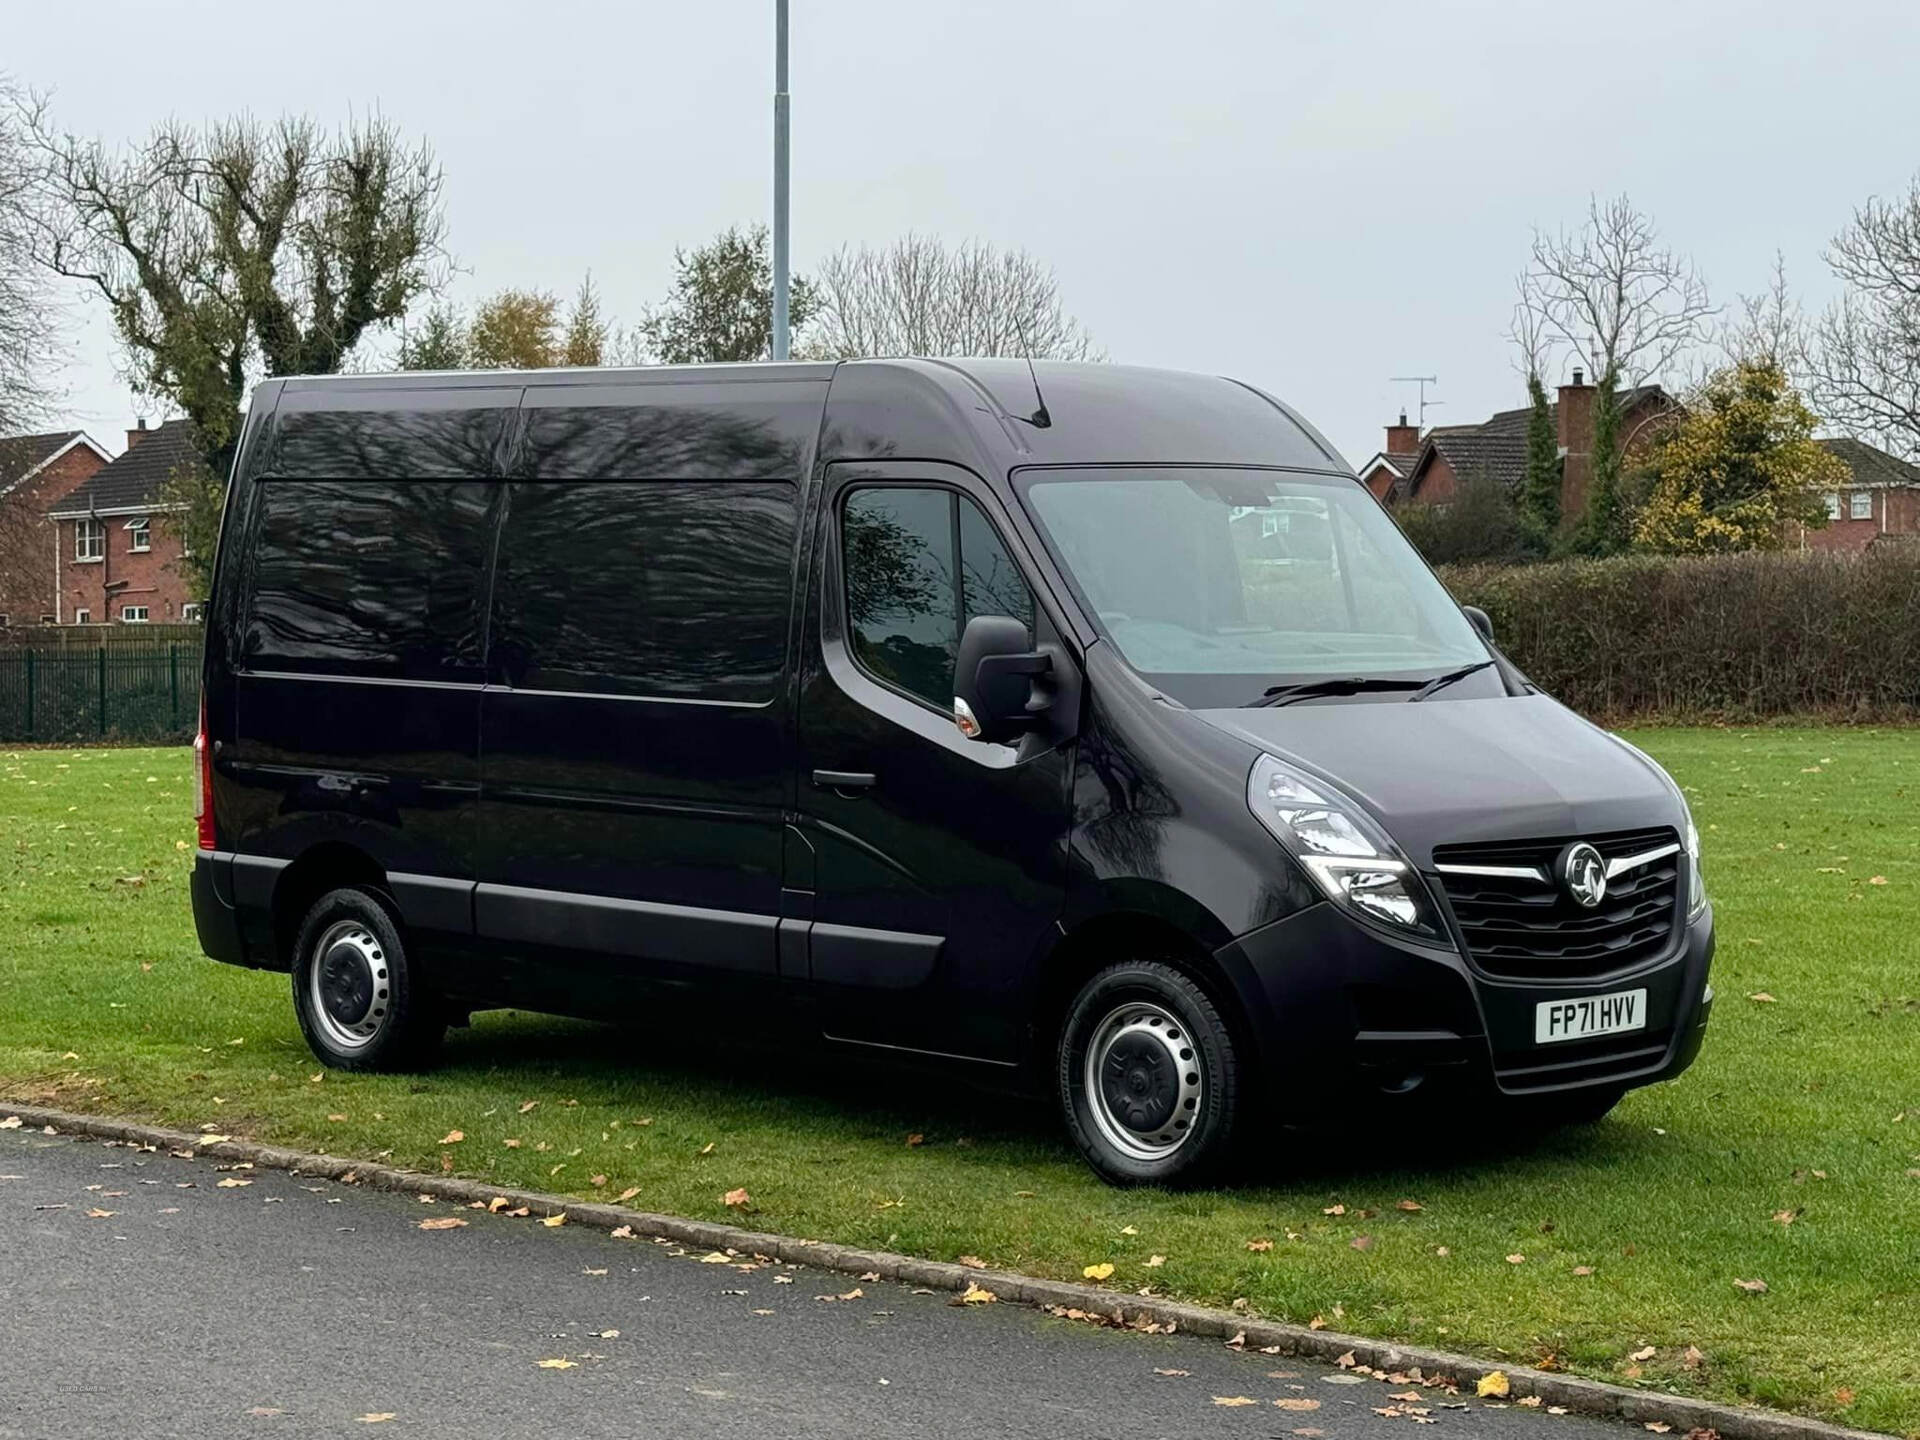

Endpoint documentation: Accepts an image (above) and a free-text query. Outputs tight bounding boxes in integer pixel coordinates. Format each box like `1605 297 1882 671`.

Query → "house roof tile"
0 431 84 497
48 420 201 517
1819 436 1920 487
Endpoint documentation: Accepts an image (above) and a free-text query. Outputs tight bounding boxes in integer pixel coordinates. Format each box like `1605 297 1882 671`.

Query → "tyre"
1057 960 1241 1186
290 887 444 1072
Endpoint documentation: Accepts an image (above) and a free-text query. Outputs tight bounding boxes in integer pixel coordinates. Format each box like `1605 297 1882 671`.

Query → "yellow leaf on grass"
541 1212 567 1228
1145 1254 1166 1267
1397 1199 1424 1212
1630 1345 1656 1362
959 1283 997 1304
1246 1238 1274 1252
698 1142 716 1156
1733 1277 1768 1293
1477 1371 1510 1398
723 1188 752 1209
439 1130 464 1145
536 1358 577 1370
519 1100 538 1113
419 1217 468 1231
1082 1262 1115 1281
617 1187 641 1203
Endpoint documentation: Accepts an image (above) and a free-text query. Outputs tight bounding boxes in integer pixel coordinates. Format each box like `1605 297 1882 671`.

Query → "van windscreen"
1017 468 1491 709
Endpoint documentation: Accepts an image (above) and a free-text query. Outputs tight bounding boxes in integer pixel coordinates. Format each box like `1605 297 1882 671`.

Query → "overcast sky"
12 0 1920 465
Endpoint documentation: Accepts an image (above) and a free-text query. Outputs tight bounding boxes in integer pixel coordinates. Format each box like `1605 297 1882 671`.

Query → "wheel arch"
269 843 392 969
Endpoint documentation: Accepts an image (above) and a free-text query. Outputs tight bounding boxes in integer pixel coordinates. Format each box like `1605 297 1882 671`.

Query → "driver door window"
842 487 1033 711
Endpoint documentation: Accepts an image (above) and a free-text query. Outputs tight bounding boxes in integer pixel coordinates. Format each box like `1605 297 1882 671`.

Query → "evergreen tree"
1519 371 1560 546
1574 372 1631 554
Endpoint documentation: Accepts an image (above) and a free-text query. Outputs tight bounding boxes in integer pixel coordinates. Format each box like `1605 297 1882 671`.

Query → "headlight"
1685 817 1707 917
1247 754 1444 941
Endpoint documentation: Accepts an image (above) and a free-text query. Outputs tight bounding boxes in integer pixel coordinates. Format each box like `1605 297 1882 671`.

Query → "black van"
190 359 1713 1185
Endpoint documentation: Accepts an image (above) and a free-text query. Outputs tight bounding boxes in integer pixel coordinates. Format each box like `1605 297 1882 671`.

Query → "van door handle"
812 769 876 793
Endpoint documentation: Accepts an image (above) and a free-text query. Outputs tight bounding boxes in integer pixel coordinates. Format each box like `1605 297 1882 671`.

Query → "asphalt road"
2 1126 1641 1439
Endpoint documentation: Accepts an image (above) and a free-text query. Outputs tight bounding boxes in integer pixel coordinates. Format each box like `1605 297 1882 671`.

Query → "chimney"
1384 409 1421 458
1557 368 1596 518
125 416 149 452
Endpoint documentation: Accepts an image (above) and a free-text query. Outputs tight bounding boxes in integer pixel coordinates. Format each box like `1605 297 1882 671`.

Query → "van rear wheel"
1058 960 1240 1186
290 887 444 1072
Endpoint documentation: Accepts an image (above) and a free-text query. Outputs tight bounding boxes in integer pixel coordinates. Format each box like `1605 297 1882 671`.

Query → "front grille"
1494 1030 1674 1091
1431 827 1682 981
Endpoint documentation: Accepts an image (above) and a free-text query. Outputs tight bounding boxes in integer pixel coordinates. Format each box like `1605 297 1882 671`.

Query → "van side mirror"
954 615 1052 744
1463 605 1495 644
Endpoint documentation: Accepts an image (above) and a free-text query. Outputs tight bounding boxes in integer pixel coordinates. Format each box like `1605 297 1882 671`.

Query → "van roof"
260 358 1350 477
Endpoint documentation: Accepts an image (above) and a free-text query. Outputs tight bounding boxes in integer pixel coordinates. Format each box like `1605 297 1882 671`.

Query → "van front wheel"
1058 961 1240 1186
290 887 444 1072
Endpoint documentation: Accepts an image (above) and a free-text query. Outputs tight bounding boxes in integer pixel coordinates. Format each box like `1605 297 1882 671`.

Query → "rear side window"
842 487 1034 711
491 481 796 702
243 481 494 680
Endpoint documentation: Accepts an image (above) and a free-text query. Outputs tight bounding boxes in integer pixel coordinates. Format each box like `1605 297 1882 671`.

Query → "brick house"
1795 438 1920 552
1354 412 1423 501
1395 371 1675 520
47 419 200 626
0 430 113 631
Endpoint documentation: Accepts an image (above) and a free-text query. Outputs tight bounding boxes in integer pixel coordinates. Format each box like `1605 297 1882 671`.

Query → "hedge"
1437 547 1920 722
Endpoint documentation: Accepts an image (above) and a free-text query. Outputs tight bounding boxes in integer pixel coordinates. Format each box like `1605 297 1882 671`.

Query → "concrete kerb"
1 1101 1890 1440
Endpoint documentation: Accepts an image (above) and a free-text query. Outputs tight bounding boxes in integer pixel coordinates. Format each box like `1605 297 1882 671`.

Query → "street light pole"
771 0 791 361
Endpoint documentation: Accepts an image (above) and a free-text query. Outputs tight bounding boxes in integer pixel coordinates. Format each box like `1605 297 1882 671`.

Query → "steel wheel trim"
1082 1000 1204 1163
308 920 391 1052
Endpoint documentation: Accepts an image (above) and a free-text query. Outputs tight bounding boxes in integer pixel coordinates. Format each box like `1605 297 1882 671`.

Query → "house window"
181 602 204 623
1849 491 1873 521
74 608 91 625
75 516 105 561
126 516 151 552
120 605 149 624
1822 492 1841 520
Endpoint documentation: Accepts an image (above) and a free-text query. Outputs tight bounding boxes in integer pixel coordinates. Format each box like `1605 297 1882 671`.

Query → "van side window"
843 487 1034 711
491 481 795 701
243 480 493 679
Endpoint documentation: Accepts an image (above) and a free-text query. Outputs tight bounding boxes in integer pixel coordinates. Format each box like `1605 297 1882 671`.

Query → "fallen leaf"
502 1138 522 1149
1323 1204 1346 1216
1397 1199 1423 1211
519 1100 538 1113
958 1283 996 1305
1732 1277 1768 1293
610 1225 634 1239
1517 1395 1544 1408
1154 1367 1190 1376
541 1213 567 1228
1833 1388 1856 1406
697 1142 716 1156
486 1196 510 1214
418 1217 468 1231
1144 1254 1166 1267
1868 875 1888 885
438 1130 464 1145
616 1187 641 1202
597 1329 620 1339
1308 1315 1327 1330
1247 1238 1275 1252
1082 1262 1115 1281
1350 1234 1375 1252
1646 1425 1672 1434
582 1268 607 1276
1506 1253 1526 1264
1275 1398 1322 1411
1682 1346 1706 1371
0 1117 19 1130
589 1174 608 1187
1630 1345 1656 1362
1435 1246 1451 1257
1477 1372 1510 1398
906 1133 924 1147
957 1255 988 1269
356 1416 396 1425
1747 992 1776 1003
1572 1265 1595 1276
1213 1396 1259 1407
196 1134 231 1146
216 1178 253 1189
722 1188 752 1209
86 1207 115 1218
1119 1224 1138 1235
1771 1209 1800 1226
535 1358 577 1370
1335 1351 1357 1369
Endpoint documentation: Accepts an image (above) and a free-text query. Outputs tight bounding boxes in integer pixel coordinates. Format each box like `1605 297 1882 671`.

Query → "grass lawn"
2 731 1915 1434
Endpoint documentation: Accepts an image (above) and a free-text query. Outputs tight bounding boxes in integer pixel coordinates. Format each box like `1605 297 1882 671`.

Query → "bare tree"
807 235 1100 361
0 77 58 436
1721 252 1807 376
1520 194 1714 388
15 98 449 593
1809 175 1920 461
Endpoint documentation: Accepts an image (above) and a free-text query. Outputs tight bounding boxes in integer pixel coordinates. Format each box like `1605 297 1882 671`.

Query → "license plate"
1534 989 1647 1045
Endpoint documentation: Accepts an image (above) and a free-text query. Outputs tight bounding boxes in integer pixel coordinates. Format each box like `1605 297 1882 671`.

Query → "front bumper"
1214 898 1714 1116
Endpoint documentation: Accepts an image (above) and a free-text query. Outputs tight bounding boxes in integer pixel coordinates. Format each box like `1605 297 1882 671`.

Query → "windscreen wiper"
1247 676 1427 708
1408 659 1497 702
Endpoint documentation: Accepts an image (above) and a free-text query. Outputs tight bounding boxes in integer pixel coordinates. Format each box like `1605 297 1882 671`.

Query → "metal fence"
0 640 202 744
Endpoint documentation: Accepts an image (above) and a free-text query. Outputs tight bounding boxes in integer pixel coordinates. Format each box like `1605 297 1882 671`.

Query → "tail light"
193 697 216 851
